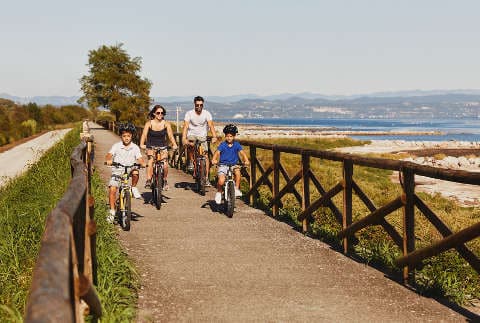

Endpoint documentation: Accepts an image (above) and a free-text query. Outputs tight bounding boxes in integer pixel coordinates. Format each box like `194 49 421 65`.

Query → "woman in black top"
140 105 178 189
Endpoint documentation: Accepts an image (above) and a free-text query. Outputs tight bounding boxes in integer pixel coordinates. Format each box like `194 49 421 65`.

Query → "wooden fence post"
302 152 310 233
249 145 257 205
402 167 415 284
343 159 353 254
272 146 280 217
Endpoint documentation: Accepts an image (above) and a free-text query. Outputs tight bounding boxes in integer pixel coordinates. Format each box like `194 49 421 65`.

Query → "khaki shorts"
187 135 208 154
146 147 168 161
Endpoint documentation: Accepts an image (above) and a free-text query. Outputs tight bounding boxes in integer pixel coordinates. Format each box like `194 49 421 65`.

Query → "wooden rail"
25 127 101 322
98 120 480 285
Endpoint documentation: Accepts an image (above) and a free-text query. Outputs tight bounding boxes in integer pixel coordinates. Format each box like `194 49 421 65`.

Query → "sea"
217 118 480 142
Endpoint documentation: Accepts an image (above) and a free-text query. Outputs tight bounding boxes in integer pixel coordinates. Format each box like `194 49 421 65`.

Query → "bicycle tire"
123 190 131 231
225 181 235 217
155 165 163 210
198 158 206 196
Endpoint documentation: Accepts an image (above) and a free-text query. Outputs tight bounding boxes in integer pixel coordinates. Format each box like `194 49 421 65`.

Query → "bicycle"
107 162 142 231
215 164 246 218
148 145 171 210
187 139 208 196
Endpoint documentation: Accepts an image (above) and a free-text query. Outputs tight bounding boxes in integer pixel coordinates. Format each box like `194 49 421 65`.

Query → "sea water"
218 118 480 142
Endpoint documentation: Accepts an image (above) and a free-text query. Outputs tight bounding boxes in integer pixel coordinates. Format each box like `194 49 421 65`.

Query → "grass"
234 136 480 305
0 124 138 322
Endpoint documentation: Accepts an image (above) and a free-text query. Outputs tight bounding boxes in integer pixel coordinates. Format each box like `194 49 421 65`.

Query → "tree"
78 43 152 123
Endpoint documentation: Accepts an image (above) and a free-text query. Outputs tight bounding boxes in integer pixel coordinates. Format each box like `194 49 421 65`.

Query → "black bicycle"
107 162 141 231
188 139 207 196
149 146 169 210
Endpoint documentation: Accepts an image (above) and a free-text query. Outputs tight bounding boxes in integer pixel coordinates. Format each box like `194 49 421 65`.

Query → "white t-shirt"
184 109 212 137
108 142 142 166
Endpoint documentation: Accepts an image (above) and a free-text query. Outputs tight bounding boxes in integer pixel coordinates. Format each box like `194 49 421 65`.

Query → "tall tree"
78 43 152 122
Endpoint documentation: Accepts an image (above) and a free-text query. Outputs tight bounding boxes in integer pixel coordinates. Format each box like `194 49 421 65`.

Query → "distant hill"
2 90 480 119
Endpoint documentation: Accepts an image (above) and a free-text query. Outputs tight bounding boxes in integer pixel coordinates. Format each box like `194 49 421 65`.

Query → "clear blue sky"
1 0 480 97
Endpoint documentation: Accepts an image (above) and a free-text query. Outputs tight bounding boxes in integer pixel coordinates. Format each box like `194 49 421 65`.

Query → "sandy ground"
0 129 71 187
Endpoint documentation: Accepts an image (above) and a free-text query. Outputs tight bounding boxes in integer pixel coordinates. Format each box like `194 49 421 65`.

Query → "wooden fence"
25 129 101 322
99 120 480 285
238 141 480 284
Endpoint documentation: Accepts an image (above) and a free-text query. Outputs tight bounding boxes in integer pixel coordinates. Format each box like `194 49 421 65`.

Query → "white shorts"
109 167 135 187
217 165 239 176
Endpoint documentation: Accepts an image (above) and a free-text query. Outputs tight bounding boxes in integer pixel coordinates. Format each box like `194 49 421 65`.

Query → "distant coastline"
216 118 480 142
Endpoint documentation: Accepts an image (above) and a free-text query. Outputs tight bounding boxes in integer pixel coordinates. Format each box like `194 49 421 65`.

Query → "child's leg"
109 186 117 210
131 169 139 187
234 168 241 189
217 174 226 192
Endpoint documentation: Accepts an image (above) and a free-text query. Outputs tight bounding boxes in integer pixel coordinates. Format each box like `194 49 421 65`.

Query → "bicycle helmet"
223 124 238 135
119 122 136 134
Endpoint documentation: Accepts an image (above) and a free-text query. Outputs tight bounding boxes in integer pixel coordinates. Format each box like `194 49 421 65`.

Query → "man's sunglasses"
195 103 204 107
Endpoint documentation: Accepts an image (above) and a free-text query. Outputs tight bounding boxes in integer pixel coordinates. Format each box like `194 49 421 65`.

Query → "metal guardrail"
25 126 101 323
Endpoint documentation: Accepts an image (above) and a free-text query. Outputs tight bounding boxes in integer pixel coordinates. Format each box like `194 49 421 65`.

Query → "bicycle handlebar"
104 162 143 168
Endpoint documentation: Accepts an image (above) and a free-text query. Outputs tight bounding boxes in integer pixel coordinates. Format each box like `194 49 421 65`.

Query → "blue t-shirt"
218 140 243 165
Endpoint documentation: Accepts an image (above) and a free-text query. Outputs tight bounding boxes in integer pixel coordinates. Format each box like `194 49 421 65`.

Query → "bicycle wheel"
198 158 206 196
154 166 163 210
123 190 131 231
226 181 235 218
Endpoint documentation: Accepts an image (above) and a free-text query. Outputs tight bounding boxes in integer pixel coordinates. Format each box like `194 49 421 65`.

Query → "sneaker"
107 209 115 223
205 179 212 187
215 192 222 204
144 179 152 189
235 188 243 197
187 161 194 171
131 187 142 199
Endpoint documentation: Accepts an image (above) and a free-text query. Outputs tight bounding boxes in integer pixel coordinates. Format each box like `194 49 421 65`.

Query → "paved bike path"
90 123 474 322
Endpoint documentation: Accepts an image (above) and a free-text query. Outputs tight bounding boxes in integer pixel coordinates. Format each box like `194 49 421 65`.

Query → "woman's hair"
148 105 166 119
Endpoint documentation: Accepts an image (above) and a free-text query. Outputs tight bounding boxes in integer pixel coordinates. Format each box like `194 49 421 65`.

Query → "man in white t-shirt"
181 95 218 186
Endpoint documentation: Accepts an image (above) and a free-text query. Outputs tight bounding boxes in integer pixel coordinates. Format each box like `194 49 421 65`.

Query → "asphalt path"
90 123 477 323
0 129 71 187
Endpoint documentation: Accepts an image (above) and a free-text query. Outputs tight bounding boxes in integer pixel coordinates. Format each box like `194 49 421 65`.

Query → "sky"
1 0 480 98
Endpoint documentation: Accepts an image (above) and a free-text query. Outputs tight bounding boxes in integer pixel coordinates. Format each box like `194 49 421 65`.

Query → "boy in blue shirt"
211 124 250 205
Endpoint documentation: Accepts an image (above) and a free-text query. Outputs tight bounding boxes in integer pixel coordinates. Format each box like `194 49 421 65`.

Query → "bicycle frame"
150 146 168 209
110 162 140 231
219 164 238 218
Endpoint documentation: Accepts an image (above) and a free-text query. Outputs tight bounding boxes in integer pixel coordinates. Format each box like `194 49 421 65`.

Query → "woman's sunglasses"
155 111 165 115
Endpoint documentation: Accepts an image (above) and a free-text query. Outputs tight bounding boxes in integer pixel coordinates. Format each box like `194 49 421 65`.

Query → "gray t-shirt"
184 109 212 137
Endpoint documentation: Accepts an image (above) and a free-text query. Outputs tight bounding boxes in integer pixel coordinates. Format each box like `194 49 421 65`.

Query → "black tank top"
146 121 167 147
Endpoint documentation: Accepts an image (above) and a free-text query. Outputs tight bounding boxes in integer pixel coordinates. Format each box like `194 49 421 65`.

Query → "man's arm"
211 150 220 165
181 120 189 145
207 120 217 144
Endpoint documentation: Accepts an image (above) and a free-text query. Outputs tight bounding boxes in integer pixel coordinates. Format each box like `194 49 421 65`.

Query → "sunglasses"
155 111 165 115
195 103 204 107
